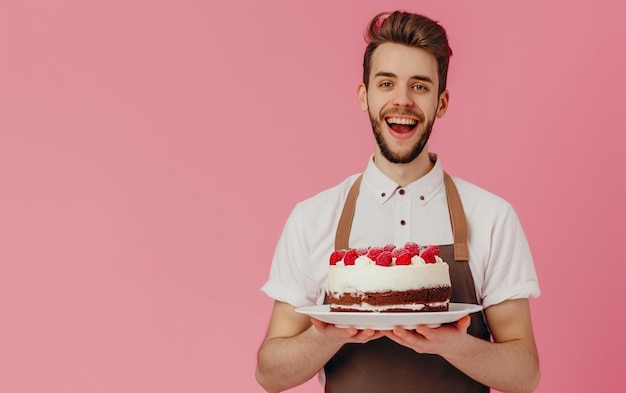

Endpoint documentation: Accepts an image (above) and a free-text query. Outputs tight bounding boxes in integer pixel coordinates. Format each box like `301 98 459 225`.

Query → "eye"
412 84 427 91
379 81 394 88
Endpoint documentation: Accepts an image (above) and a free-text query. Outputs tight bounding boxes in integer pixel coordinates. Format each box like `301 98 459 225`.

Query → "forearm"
255 325 343 393
445 335 540 393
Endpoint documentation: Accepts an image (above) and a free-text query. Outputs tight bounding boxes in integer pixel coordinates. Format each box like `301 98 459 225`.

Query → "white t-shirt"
261 155 540 309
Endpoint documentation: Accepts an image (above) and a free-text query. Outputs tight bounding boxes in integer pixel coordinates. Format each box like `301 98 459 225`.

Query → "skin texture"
256 43 540 393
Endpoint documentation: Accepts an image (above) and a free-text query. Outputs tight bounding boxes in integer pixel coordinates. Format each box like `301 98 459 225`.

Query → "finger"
310 317 326 328
386 328 426 347
353 328 376 340
392 327 409 338
415 325 432 337
390 327 423 342
455 315 471 331
382 329 408 344
343 327 359 336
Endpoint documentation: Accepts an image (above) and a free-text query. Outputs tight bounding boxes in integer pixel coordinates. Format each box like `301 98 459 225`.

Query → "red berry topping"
404 242 421 256
375 251 392 266
329 249 346 265
343 249 358 265
420 245 440 264
366 246 384 260
383 244 396 252
395 251 413 265
391 247 406 258
356 247 369 256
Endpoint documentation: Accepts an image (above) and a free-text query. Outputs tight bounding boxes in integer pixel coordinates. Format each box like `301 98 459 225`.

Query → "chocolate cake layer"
327 286 451 313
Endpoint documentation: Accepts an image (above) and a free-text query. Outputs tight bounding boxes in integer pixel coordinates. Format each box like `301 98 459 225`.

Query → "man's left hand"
382 315 471 356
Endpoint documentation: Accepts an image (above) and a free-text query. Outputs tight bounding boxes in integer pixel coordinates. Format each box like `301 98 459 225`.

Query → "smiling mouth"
385 116 418 133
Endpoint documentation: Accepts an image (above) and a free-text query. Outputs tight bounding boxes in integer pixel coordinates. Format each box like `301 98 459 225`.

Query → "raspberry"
404 242 421 256
366 246 384 260
375 251 392 266
343 249 358 265
420 245 440 264
391 247 406 258
329 249 346 265
383 244 396 252
428 245 440 256
356 247 369 256
395 251 413 265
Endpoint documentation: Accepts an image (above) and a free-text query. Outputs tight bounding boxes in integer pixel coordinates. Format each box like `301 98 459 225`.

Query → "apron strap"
334 172 469 262
444 172 469 261
334 175 362 251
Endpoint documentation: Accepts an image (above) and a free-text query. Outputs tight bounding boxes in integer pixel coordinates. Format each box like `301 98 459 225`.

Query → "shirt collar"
362 153 445 206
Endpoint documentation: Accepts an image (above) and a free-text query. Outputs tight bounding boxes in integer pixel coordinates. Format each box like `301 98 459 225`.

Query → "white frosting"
326 256 450 295
354 255 373 266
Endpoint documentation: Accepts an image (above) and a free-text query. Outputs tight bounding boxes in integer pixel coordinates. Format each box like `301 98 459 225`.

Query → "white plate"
295 303 483 330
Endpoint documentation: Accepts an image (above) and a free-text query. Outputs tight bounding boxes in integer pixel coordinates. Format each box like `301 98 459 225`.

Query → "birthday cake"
325 243 451 313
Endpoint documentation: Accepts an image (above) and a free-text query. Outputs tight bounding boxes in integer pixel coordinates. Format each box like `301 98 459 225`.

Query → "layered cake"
325 243 451 312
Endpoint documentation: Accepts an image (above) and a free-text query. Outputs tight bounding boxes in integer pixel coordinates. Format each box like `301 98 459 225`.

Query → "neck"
373 150 434 187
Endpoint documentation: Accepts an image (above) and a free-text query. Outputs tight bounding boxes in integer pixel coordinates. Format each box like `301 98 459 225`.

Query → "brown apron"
324 173 491 393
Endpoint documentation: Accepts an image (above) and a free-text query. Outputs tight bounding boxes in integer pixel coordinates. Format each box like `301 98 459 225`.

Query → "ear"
436 89 449 118
357 83 368 112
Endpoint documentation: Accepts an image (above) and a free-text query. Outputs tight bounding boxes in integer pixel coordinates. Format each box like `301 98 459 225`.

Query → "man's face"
358 43 449 164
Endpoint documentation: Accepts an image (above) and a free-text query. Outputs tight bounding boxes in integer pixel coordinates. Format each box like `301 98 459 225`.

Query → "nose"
392 86 414 107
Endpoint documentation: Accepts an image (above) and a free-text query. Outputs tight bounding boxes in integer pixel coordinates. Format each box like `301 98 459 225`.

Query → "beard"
370 108 435 164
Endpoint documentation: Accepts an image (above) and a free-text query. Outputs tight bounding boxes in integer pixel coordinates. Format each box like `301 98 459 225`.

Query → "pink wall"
1 0 625 392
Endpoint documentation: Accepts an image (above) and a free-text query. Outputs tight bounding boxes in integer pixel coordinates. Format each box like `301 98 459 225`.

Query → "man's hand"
382 315 471 356
310 318 385 344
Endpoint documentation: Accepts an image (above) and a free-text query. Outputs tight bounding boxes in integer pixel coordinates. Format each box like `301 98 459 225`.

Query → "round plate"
295 303 483 329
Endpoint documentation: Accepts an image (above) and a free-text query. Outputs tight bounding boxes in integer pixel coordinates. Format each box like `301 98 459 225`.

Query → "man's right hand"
310 317 384 344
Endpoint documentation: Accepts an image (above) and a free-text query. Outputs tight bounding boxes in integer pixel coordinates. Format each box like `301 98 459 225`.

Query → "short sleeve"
481 204 541 308
260 206 319 308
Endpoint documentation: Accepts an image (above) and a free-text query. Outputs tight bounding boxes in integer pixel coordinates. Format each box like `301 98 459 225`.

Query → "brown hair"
363 11 453 95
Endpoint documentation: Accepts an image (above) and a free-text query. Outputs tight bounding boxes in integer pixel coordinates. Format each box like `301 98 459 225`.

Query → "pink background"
1 0 625 392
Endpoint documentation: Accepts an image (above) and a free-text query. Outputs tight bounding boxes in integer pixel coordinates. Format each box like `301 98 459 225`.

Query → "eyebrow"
374 72 434 84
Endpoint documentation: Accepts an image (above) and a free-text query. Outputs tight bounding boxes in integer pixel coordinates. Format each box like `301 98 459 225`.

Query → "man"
256 11 540 393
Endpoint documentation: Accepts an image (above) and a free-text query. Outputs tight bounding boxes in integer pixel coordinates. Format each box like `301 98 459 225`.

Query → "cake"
325 243 451 312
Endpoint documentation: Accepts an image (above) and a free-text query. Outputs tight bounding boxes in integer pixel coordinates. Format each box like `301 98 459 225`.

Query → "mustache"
379 108 425 122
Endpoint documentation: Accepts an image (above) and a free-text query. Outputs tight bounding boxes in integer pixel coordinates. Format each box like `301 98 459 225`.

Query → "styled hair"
363 11 453 95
